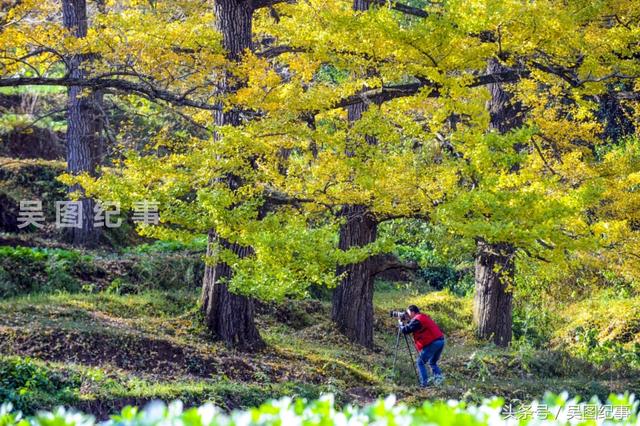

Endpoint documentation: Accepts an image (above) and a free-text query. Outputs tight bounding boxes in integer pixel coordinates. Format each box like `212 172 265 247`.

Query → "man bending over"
399 305 445 387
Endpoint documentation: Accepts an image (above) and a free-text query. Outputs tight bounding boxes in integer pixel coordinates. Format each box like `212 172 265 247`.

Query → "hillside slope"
1 282 637 419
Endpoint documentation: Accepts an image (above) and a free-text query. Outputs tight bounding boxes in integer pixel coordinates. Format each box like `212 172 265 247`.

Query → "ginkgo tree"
78 0 639 349
2 0 638 350
252 0 640 346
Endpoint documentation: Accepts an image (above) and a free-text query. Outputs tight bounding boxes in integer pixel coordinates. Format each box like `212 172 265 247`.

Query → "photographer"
399 305 445 388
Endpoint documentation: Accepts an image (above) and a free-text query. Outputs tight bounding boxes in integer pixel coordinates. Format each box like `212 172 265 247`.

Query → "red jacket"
407 313 444 351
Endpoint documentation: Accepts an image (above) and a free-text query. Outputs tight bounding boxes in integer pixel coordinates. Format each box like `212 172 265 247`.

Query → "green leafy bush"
0 245 204 297
128 253 204 291
0 160 67 219
0 357 78 413
573 326 640 371
125 237 207 255
512 305 556 348
0 392 638 425
0 247 93 297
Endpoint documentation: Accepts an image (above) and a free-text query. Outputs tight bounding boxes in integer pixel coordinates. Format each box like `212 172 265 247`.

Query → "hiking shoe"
420 377 434 388
432 375 444 386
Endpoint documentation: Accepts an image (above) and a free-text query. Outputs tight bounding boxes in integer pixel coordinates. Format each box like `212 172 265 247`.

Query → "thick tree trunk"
200 0 263 350
486 58 523 134
473 57 524 347
62 0 99 247
473 240 515 346
330 4 379 347
332 205 377 347
596 88 635 143
201 233 263 349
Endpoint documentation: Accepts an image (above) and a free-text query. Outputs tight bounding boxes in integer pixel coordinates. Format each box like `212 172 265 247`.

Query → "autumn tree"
199 0 264 350
3 0 638 350
62 0 103 247
471 57 524 346
330 0 379 349
291 0 639 347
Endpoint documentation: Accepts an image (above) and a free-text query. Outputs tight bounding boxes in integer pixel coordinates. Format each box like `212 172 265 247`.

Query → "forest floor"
1 281 638 419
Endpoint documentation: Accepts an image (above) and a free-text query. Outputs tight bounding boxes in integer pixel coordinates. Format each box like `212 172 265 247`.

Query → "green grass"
0 356 340 416
0 282 638 417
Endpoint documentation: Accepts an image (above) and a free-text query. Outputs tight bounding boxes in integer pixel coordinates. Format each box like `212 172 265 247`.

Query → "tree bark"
473 240 515 346
62 0 100 247
201 232 263 349
330 0 380 348
200 0 264 350
473 57 524 347
332 204 378 348
596 88 635 144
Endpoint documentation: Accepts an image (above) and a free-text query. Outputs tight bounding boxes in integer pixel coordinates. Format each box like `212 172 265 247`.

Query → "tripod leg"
392 327 402 374
404 334 420 384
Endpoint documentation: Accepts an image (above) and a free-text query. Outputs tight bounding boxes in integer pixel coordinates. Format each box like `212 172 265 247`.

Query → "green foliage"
551 293 640 373
0 357 78 413
0 160 67 219
380 220 475 296
1 392 639 425
126 253 204 292
0 247 93 297
0 403 24 426
512 305 556 349
0 244 206 297
315 64 350 85
573 327 640 371
125 237 207 255
0 113 66 135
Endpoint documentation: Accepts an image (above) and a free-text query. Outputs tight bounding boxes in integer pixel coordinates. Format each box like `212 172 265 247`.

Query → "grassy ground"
1 282 638 419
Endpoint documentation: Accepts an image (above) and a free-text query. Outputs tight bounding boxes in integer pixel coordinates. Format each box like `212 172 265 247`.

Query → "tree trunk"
201 233 264 349
330 2 379 347
200 0 263 350
473 240 515 346
596 88 635 144
62 0 99 247
472 57 524 347
332 205 377 348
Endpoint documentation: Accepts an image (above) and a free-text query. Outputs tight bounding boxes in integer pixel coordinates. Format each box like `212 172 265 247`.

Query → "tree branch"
331 69 529 109
370 0 428 18
371 253 419 276
0 76 222 111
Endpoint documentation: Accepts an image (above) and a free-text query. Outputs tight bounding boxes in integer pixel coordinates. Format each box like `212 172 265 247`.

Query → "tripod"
392 323 420 384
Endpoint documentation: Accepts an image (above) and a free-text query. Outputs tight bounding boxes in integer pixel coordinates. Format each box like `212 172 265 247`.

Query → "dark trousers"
416 337 444 386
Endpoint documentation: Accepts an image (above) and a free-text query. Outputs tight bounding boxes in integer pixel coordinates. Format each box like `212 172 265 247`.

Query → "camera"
389 310 409 321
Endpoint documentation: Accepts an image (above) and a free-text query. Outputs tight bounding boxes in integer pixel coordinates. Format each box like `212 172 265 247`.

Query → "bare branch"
370 0 428 18
0 76 223 111
331 69 529 110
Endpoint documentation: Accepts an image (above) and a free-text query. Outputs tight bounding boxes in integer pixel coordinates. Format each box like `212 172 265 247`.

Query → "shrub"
129 253 204 291
512 305 556 348
552 295 640 373
0 247 91 297
0 245 204 297
0 357 78 413
573 326 640 371
125 238 207 255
